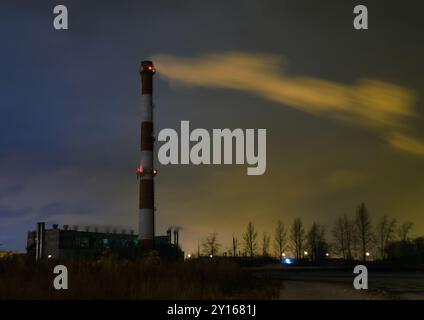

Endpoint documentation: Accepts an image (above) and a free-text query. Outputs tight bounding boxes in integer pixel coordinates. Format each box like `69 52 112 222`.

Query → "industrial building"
27 222 182 260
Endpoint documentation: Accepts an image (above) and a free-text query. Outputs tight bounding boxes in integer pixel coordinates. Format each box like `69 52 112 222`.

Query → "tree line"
199 202 418 262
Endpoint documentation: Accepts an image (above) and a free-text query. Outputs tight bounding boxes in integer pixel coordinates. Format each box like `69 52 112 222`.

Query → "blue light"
282 258 293 265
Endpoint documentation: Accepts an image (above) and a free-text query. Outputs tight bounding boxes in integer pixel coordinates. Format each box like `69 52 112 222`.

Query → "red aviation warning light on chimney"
136 164 157 179
138 60 156 249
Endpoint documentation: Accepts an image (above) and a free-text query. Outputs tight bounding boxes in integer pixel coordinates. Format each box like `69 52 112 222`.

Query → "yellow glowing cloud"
153 52 422 157
387 132 424 158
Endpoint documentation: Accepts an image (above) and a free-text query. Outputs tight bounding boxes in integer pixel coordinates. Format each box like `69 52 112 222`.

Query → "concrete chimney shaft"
138 60 155 249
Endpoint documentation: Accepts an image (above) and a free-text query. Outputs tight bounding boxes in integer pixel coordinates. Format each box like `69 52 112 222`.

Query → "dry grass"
0 256 280 299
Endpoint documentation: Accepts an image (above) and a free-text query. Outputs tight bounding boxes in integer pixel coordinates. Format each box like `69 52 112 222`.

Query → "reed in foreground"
0 256 280 299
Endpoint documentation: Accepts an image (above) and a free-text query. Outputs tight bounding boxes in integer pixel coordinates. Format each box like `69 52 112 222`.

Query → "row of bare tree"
333 203 413 261
199 203 415 262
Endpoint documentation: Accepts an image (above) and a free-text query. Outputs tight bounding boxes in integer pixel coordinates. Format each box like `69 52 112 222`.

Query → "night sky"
1 0 423 255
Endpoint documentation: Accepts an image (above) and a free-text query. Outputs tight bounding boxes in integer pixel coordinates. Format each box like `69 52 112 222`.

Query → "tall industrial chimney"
138 60 156 249
167 228 172 245
36 222 45 261
174 229 179 248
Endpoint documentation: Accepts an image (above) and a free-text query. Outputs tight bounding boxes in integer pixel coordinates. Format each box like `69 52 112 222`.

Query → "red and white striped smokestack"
138 60 156 249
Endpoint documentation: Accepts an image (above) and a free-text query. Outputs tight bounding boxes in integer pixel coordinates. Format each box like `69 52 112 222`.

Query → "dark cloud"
0 0 423 254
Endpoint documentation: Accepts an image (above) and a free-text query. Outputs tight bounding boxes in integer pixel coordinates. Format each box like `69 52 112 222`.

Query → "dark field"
0 256 280 300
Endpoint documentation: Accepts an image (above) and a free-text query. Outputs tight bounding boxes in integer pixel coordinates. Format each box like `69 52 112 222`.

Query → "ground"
254 265 424 300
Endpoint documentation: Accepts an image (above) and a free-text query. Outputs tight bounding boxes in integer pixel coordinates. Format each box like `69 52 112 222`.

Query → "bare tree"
333 216 346 259
332 214 355 260
307 222 327 262
355 203 374 261
398 221 414 242
273 220 287 258
262 232 271 257
290 218 305 260
351 231 360 260
201 232 221 256
243 222 258 257
376 215 397 260
232 234 238 257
